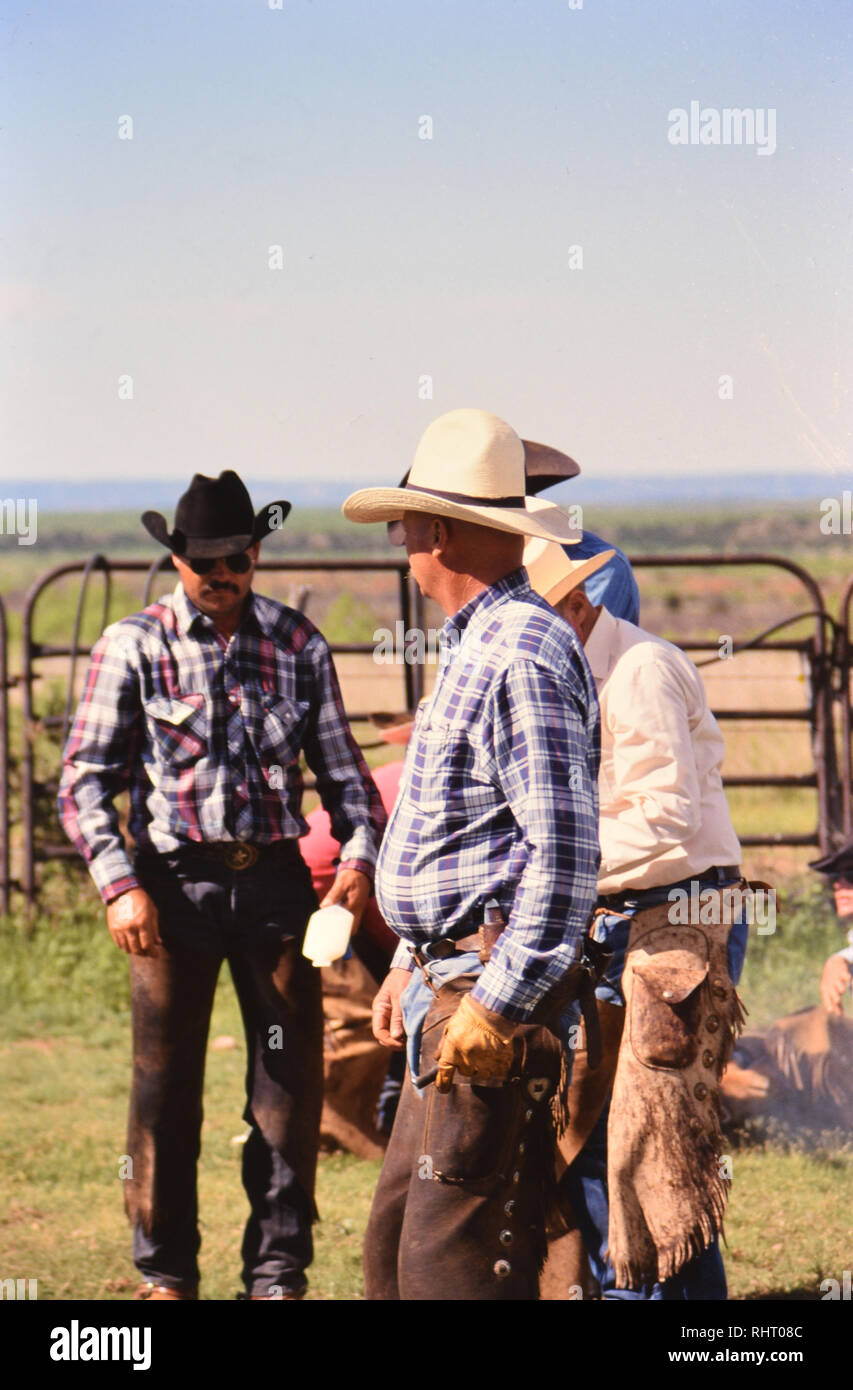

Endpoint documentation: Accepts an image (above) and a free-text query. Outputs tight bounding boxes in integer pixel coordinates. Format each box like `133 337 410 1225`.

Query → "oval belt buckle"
226 843 260 871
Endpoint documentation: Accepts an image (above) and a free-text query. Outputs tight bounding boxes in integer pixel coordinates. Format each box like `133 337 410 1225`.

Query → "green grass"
0 980 380 1300
0 872 849 1301
725 1147 853 1299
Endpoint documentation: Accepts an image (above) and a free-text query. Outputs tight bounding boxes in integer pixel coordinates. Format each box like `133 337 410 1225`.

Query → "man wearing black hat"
811 839 853 1014
58 471 386 1301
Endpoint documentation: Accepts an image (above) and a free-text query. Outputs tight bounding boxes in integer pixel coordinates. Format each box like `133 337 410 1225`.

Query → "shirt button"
229 688 241 705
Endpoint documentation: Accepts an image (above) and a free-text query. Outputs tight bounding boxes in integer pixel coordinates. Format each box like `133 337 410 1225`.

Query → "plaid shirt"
58 583 386 903
378 568 601 1021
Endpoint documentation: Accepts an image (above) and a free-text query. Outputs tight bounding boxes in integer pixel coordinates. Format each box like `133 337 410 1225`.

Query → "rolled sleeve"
390 940 416 972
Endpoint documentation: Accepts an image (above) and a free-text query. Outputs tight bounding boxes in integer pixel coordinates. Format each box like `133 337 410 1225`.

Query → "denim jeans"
128 843 322 1297
565 874 748 1301
400 948 484 1086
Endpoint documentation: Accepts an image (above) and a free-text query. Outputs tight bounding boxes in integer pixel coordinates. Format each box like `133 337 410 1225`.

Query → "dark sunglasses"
186 551 253 576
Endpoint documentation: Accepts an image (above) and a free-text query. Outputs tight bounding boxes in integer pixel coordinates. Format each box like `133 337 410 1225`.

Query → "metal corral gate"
630 554 839 853
4 550 848 907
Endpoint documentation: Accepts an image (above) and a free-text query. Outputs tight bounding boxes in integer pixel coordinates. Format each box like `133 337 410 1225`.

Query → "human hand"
434 994 517 1093
320 868 371 933
820 953 852 1016
721 1060 771 1102
106 888 163 956
371 968 414 1049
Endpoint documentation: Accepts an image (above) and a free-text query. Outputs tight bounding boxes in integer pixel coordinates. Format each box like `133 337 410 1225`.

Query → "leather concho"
606 896 747 1289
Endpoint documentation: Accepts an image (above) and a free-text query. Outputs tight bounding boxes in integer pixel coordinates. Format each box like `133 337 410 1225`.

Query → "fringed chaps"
607 896 746 1288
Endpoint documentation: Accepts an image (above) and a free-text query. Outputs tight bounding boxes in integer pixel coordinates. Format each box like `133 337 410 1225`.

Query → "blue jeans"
129 843 322 1296
565 875 748 1301
400 948 483 1086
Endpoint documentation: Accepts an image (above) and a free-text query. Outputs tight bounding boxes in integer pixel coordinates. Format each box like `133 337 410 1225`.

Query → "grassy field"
0 868 850 1301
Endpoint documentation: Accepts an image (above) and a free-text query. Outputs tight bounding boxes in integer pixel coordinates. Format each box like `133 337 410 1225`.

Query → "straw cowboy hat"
142 470 291 559
524 535 615 607
342 409 582 544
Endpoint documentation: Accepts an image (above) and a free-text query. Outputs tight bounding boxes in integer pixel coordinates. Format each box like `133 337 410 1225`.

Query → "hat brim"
523 439 581 494
526 548 616 607
141 511 172 548
342 488 581 544
252 500 292 544
809 838 853 876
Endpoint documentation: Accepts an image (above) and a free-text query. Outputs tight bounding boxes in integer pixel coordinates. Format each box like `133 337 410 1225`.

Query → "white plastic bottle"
302 905 355 967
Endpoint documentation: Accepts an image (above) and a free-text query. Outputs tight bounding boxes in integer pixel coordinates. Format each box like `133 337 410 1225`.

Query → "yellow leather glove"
434 994 518 1093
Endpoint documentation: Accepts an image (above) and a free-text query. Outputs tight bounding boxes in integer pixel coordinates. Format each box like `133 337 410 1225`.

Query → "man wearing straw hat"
343 407 612 1300
524 536 748 1300
59 470 386 1302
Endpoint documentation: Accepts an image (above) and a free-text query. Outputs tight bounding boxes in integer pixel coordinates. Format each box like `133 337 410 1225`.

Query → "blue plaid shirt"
378 568 601 1021
58 583 386 902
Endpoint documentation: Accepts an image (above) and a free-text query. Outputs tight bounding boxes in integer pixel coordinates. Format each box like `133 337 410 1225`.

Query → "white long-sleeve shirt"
584 606 741 894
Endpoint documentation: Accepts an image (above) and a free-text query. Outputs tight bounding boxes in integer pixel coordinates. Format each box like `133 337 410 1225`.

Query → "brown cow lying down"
721 1004 853 1132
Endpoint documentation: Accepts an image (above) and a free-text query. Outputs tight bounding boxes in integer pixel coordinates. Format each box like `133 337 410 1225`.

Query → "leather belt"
182 841 297 872
600 865 741 908
703 865 741 882
417 921 505 966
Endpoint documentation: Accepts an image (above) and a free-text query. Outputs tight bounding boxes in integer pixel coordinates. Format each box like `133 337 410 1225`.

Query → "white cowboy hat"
524 536 615 607
342 409 582 544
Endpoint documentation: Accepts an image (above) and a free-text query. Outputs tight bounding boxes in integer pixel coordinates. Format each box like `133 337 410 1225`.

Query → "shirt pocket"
405 720 496 820
144 694 208 768
259 692 311 770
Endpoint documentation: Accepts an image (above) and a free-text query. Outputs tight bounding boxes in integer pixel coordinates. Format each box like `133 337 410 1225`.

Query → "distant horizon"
1 471 847 515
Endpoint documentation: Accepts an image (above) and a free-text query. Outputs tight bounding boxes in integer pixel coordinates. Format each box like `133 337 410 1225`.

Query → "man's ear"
563 589 587 624
430 517 449 552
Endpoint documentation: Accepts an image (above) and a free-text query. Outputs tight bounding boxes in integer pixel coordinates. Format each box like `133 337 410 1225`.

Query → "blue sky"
1 0 850 491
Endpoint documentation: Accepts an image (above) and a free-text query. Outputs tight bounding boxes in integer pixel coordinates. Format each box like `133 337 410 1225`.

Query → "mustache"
202 581 240 594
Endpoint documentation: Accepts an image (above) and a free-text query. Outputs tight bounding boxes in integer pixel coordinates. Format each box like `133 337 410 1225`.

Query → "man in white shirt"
525 538 748 1301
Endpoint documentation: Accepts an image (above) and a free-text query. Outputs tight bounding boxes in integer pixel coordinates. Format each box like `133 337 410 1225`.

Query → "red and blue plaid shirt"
58 583 386 903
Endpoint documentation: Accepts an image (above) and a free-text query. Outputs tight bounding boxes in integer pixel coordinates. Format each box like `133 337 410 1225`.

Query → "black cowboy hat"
809 837 853 878
142 470 291 558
